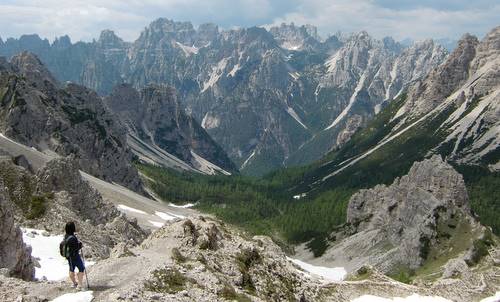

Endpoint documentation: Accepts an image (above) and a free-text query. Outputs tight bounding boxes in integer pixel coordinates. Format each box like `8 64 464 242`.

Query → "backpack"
59 235 75 258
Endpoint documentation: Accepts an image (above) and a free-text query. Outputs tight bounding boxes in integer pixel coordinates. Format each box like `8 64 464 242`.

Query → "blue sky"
0 0 498 42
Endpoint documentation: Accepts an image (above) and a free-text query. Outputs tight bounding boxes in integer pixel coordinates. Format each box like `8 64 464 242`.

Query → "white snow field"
148 220 165 228
480 292 500 302
288 257 346 282
50 291 94 302
155 211 183 221
351 294 452 302
117 204 147 214
168 202 196 208
22 228 94 281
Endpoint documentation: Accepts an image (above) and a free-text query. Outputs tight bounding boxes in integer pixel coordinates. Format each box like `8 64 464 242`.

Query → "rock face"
395 26 500 168
294 26 500 193
401 34 480 119
0 154 147 260
0 52 143 192
105 84 236 174
0 179 35 281
318 156 481 273
33 157 148 258
0 20 448 175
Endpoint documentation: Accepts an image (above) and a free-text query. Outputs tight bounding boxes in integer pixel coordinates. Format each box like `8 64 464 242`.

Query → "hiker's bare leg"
69 271 76 284
77 272 84 287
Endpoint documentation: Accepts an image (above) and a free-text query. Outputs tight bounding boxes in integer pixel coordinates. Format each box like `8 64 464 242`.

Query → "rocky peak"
470 26 500 75
52 35 72 49
17 34 50 49
97 29 125 48
142 18 197 45
320 155 480 274
347 155 470 226
401 33 479 118
10 51 58 91
269 22 321 51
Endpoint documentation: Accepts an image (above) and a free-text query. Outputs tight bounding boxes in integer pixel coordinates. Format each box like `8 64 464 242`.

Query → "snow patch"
324 69 368 131
201 112 220 129
169 203 195 208
287 257 346 282
289 72 300 81
281 42 303 51
191 150 231 175
286 106 308 129
50 291 94 302
175 42 198 56
155 211 183 221
324 49 376 131
325 51 341 73
293 193 307 200
227 63 241 77
201 58 229 93
241 149 256 170
480 292 500 302
385 60 399 100
374 104 382 114
351 294 452 302
148 220 165 228
22 228 94 281
117 204 147 215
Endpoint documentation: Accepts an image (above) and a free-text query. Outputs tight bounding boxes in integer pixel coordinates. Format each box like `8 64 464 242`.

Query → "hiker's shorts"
68 255 85 272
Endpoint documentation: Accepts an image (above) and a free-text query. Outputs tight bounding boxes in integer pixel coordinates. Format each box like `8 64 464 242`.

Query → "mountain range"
0 20 449 175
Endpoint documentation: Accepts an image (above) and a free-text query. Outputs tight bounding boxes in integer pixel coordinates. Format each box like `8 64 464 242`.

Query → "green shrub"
389 268 414 284
467 231 494 266
144 268 188 294
235 248 261 293
27 195 46 219
171 248 187 263
219 283 252 302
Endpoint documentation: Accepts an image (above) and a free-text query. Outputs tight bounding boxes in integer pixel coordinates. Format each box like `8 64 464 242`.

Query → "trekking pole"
80 248 90 289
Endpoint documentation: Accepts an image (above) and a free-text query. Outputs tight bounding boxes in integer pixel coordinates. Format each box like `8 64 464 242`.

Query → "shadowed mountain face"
105 84 237 174
0 52 144 192
0 19 448 175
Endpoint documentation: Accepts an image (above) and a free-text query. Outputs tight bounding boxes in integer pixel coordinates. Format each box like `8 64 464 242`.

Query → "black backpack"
59 235 75 258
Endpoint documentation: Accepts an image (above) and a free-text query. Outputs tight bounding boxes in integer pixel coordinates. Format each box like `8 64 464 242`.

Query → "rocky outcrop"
0 180 34 281
316 156 482 274
105 84 237 174
118 216 322 301
32 157 147 258
0 52 144 193
0 155 147 260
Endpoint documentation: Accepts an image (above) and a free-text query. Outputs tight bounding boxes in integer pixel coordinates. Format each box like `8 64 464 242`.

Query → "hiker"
61 221 86 289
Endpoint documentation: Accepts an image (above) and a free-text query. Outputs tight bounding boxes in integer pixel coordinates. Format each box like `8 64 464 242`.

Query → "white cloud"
0 0 498 42
269 0 500 40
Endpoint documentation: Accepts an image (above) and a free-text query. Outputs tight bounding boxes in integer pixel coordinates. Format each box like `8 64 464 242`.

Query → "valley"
0 11 498 302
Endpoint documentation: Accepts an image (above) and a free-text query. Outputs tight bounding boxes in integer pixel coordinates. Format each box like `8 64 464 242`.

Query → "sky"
0 0 498 43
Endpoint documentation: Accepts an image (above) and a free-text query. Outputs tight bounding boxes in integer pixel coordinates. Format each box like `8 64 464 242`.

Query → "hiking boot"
71 282 78 289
